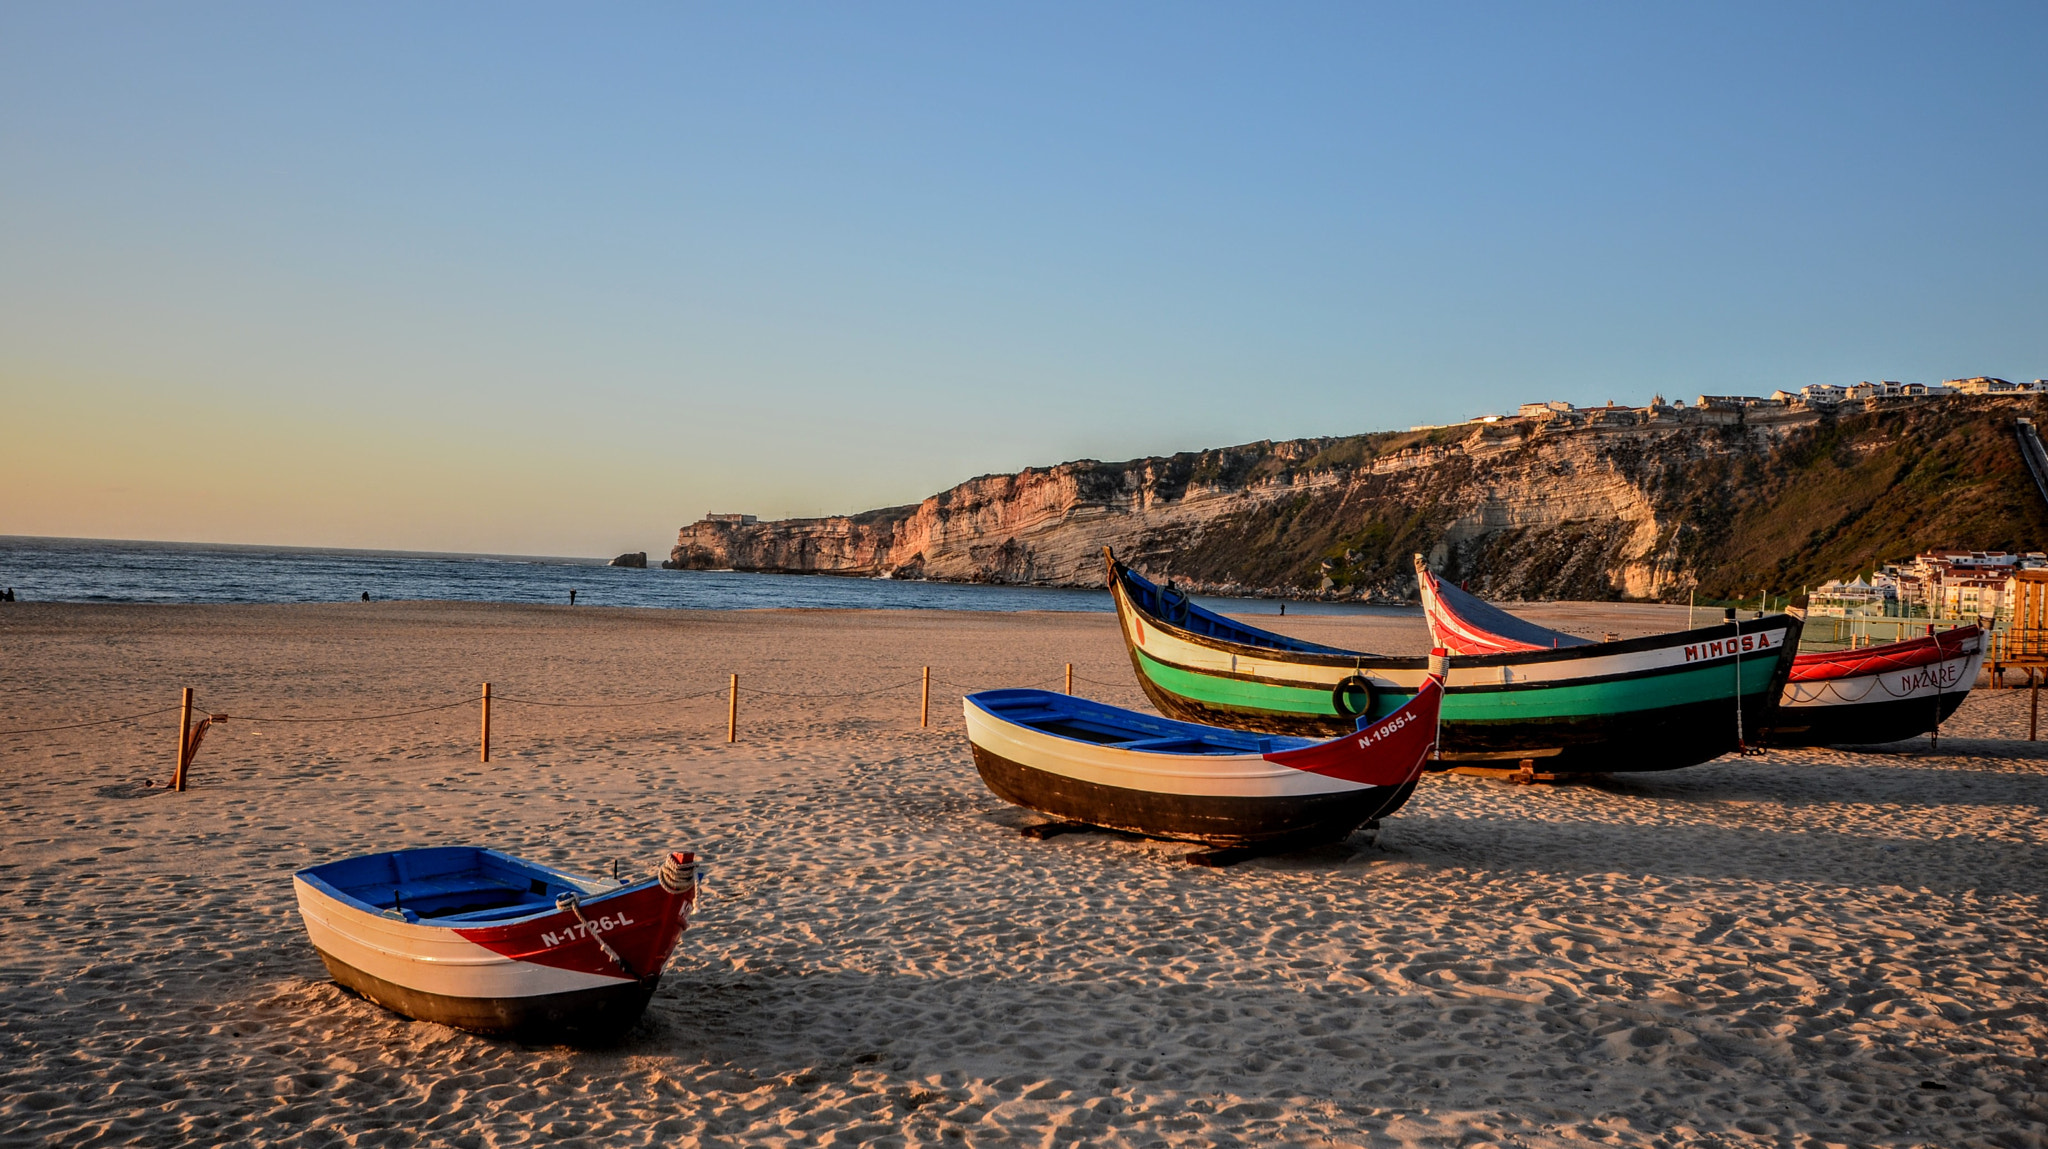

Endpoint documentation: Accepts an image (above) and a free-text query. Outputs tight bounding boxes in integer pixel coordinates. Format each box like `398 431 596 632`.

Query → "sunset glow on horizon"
4 3 2044 556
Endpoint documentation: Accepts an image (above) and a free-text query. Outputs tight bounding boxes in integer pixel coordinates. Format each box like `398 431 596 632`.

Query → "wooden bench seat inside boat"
309 846 603 920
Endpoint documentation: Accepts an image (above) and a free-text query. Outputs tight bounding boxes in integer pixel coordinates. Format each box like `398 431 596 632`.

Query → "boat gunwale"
294 846 637 929
964 683 1441 804
1788 624 1982 679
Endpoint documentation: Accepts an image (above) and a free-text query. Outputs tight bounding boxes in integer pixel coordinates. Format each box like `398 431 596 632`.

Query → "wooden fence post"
728 674 739 743
481 682 491 762
921 666 930 728
173 687 193 792
1066 663 1073 694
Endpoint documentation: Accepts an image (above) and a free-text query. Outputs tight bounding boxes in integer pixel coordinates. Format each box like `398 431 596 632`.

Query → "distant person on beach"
1279 603 1284 616
569 589 578 606
2 588 14 602
361 591 370 602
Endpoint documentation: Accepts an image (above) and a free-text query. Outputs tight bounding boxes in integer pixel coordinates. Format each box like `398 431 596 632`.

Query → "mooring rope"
1732 616 1750 754
1786 660 1969 706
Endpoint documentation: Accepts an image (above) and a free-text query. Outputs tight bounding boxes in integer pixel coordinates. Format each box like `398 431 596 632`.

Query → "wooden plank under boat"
293 846 696 1037
1415 558 1984 747
962 679 1441 849
1105 548 1802 773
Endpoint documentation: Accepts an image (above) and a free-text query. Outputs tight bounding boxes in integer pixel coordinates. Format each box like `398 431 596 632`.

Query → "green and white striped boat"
1106 549 1802 774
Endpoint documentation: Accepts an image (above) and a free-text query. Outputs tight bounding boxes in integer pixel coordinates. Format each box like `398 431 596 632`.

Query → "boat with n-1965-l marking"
1106 548 1801 773
293 846 696 1037
963 674 1441 849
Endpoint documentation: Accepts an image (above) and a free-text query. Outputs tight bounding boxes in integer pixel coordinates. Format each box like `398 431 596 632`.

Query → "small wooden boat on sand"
1107 548 1801 773
294 846 696 1037
963 676 1442 850
1417 562 1985 747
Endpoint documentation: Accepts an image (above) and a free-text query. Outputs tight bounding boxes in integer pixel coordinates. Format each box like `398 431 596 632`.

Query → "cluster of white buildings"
1762 377 2046 408
1809 551 2048 624
1412 377 2045 433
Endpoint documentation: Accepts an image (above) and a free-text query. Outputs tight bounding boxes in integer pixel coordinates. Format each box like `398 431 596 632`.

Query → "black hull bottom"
1134 673 1781 774
1767 691 1971 747
315 950 657 1038
971 745 1414 849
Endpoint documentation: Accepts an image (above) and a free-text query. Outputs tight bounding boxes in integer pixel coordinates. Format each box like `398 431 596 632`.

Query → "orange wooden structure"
1991 570 2048 685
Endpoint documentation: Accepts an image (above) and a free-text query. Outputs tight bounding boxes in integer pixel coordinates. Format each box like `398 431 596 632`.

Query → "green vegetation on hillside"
1144 396 2048 601
1678 397 2048 599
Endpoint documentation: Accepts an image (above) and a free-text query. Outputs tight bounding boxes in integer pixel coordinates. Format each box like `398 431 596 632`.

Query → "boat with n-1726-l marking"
293 846 696 1037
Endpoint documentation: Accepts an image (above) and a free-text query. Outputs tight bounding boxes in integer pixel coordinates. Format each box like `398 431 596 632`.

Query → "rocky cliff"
668 395 2048 602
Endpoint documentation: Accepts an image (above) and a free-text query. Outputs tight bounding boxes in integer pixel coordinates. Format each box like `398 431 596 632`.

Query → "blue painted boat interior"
1118 565 1352 655
969 689 1319 755
297 846 619 925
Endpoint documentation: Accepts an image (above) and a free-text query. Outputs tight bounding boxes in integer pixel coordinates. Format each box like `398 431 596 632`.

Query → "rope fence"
0 703 185 737
215 696 479 724
486 688 730 709
0 661 1145 790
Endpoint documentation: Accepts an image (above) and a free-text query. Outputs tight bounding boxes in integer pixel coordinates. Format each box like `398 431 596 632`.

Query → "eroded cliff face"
668 395 2048 601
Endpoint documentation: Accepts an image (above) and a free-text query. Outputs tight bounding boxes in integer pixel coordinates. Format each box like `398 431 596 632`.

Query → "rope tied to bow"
658 852 698 896
554 891 640 981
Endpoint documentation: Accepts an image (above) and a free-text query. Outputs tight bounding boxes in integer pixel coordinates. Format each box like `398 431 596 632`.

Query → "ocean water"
0 536 1412 618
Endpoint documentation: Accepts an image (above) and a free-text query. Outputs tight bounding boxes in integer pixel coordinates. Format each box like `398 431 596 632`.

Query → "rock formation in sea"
609 552 647 568
668 394 2048 602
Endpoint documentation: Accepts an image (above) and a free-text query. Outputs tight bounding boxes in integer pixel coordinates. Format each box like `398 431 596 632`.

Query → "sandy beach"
2 600 2044 1148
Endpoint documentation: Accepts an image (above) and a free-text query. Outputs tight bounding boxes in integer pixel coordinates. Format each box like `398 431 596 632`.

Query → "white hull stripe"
294 881 627 999
1781 650 1987 709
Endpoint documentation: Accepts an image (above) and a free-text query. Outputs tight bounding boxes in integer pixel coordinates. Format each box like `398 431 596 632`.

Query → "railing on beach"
1989 570 2048 682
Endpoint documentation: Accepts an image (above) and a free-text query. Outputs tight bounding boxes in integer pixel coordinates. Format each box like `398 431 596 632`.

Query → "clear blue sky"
3 3 2044 555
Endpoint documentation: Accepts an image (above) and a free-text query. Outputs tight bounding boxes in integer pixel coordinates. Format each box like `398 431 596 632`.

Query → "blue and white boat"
293 846 697 1037
962 680 1442 849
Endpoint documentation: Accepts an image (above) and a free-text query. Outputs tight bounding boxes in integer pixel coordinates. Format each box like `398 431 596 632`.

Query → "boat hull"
963 683 1437 848
1772 629 1986 746
1769 690 1973 747
311 947 659 1036
1132 669 1786 773
292 847 694 1038
1108 552 1801 773
970 742 1417 848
